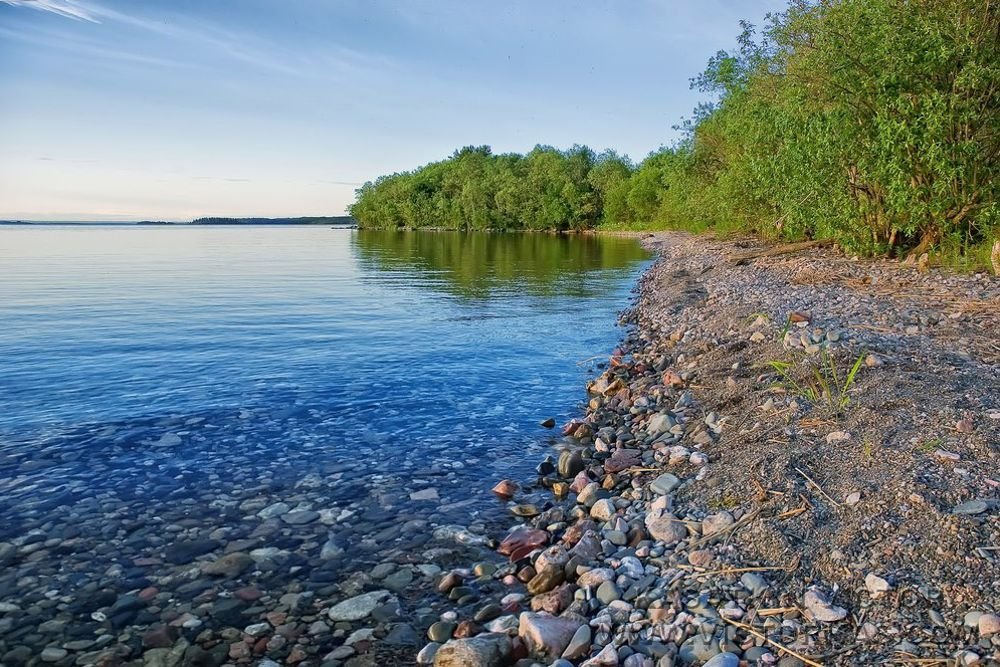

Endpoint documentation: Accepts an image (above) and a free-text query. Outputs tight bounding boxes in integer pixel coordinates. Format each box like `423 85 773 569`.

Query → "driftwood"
730 239 834 265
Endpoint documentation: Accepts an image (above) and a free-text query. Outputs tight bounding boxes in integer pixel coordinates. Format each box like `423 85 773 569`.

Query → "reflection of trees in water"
351 231 649 299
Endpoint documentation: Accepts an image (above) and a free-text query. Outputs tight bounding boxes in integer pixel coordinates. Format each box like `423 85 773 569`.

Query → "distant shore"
0 216 356 226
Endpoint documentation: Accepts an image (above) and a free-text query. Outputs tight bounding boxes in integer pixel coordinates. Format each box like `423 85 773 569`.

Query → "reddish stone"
604 448 641 473
662 370 684 387
228 642 251 661
234 586 262 602
276 623 299 639
142 625 175 649
286 647 308 663
252 637 267 655
530 583 576 615
569 471 591 494
265 611 287 627
492 479 519 499
138 587 159 602
511 636 529 660
454 620 479 638
498 526 549 562
501 598 522 613
561 520 596 547
517 566 536 583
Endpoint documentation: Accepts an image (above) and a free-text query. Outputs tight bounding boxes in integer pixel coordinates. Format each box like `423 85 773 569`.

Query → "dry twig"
720 617 824 667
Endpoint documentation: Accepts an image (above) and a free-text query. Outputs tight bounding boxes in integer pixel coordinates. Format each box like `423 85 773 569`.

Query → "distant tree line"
351 0 999 265
192 216 354 225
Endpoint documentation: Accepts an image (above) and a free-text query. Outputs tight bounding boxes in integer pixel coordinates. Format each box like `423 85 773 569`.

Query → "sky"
0 0 786 221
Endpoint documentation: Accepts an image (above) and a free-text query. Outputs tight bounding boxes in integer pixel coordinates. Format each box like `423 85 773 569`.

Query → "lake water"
0 226 648 661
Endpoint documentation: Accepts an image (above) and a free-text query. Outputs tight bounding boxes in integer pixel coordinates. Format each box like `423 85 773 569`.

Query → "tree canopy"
351 0 1000 266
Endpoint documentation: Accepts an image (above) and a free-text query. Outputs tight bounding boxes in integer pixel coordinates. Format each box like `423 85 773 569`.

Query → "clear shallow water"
0 227 648 538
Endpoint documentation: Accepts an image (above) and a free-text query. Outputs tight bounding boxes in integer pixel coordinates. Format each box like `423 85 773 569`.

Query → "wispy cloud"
317 179 363 187
1 0 99 22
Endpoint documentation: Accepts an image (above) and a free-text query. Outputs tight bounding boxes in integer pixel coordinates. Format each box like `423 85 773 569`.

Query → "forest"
350 0 999 266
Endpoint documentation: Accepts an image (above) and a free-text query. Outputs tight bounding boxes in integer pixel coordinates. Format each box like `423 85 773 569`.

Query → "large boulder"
518 612 583 659
433 633 511 667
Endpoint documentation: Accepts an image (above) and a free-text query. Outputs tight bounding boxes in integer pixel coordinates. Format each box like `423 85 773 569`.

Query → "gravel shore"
3 231 997 666
418 232 1000 667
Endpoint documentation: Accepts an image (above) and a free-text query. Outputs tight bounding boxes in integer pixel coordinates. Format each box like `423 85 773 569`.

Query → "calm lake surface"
0 226 648 646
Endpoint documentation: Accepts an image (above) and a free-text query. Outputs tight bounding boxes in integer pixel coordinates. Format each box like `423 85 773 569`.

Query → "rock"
164 539 220 564
577 567 614 588
965 611 983 628
604 449 641 473
649 473 680 495
596 581 620 604
978 613 1000 636
561 624 591 660
803 588 848 622
558 450 585 478
201 552 253 577
826 431 850 444
518 613 583 659
282 509 320 524
688 550 712 567
740 572 768 596
679 634 720 664
953 499 989 515
647 413 676 435
530 583 575 615
417 642 441 664
527 566 564 595
534 545 570 573
541 418 556 428
257 502 290 520
492 480 519 499
590 498 616 522
327 590 392 622
864 573 891 597
142 626 176 649
645 510 686 545
40 647 68 662
410 488 440 502
702 511 734 536
703 653 740 667
428 621 456 642
581 644 619 666
433 633 511 667
577 483 605 507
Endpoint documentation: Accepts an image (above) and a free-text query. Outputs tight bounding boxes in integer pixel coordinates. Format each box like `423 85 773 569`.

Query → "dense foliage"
352 0 999 264
350 145 631 231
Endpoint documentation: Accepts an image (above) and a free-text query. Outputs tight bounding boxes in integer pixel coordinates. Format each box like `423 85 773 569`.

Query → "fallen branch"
795 467 842 509
721 617 825 667
730 239 833 264
755 606 799 617
699 564 796 576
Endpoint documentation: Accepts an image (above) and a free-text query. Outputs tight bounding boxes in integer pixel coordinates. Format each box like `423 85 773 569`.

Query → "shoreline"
419 232 1000 666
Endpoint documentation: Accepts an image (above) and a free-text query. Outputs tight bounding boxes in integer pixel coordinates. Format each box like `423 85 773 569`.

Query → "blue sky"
0 0 785 220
